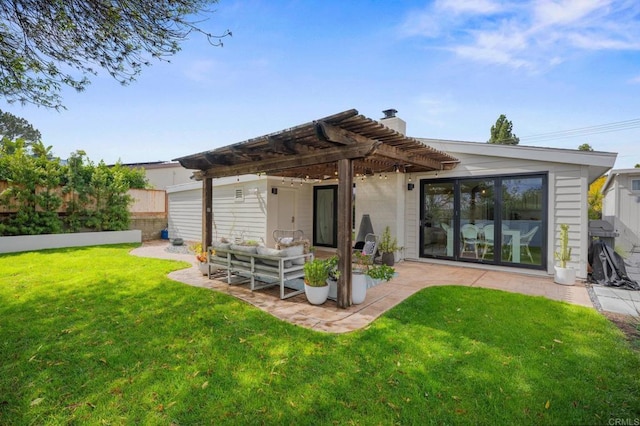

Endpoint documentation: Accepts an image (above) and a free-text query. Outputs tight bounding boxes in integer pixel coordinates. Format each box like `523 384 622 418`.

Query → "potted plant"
325 255 341 300
379 226 400 266
190 242 210 276
303 258 330 305
351 250 372 304
554 224 575 285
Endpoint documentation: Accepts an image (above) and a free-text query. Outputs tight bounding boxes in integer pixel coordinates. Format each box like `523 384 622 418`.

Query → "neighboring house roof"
174 109 460 180
602 168 640 193
421 138 616 183
121 161 183 169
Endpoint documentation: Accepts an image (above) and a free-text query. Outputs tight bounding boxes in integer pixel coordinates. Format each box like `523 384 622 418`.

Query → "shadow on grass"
1 246 639 424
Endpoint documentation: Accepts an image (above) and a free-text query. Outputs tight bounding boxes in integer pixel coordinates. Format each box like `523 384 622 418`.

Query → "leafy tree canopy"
0 1 230 109
578 143 594 151
588 175 606 220
488 114 519 145
0 109 41 142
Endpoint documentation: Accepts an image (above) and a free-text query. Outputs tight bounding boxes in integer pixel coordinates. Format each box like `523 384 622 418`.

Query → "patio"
132 240 595 333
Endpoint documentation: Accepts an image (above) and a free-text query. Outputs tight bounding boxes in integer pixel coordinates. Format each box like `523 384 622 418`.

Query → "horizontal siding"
552 168 584 273
168 189 202 242
212 184 267 243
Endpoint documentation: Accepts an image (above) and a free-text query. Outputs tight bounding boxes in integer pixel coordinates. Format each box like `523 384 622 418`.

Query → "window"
420 173 547 269
632 179 640 191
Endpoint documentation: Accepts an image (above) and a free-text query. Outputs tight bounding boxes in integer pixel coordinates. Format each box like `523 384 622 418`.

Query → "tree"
488 114 519 145
0 109 42 142
578 143 594 151
588 175 606 220
0 1 231 109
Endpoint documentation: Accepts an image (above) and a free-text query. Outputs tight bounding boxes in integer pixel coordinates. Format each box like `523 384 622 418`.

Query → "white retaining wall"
0 230 142 254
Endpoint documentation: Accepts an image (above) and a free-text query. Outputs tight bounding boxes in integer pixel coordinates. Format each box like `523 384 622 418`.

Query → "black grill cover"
588 240 639 290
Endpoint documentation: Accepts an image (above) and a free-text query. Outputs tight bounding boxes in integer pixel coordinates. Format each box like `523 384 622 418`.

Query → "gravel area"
166 244 192 254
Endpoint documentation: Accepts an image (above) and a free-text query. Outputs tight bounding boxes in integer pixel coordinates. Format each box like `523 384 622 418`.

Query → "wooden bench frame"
207 247 311 299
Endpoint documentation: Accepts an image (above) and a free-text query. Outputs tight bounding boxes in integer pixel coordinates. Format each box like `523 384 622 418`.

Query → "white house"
602 168 640 253
171 109 616 285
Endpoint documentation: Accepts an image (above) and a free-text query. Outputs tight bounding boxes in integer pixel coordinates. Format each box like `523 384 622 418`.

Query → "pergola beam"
371 144 443 171
201 141 381 179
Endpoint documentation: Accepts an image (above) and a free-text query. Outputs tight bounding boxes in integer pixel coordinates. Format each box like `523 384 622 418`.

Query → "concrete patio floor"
131 241 596 333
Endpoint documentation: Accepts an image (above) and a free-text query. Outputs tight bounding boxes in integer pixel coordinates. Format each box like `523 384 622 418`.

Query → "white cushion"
256 246 292 268
283 244 305 265
230 244 257 262
363 241 376 255
211 240 232 257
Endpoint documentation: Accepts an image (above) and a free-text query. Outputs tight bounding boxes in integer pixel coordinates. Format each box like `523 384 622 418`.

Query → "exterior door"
313 185 337 247
276 188 297 231
420 173 546 269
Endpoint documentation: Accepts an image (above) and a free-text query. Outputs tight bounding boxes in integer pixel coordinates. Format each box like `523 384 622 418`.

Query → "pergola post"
336 158 353 308
202 177 213 250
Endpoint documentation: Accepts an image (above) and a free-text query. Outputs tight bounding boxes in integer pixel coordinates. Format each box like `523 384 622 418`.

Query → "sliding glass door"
420 173 546 269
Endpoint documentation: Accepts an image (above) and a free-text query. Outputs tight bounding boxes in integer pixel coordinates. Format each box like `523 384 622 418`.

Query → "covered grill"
588 220 618 248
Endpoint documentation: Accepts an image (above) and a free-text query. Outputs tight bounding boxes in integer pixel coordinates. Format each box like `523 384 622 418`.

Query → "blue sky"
3 0 640 168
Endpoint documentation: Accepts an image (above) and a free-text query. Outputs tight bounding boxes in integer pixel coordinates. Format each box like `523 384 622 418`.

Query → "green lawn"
1 245 638 425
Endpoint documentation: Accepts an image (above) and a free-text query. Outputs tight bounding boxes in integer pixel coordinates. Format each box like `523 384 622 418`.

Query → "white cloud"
436 0 503 15
399 0 640 70
533 0 609 27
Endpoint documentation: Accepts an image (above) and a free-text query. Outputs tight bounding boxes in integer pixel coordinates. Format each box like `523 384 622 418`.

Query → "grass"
1 245 639 425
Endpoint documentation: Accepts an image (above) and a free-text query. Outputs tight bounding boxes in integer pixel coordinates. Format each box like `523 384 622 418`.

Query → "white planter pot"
352 273 367 304
304 284 330 305
327 279 337 300
197 262 209 276
554 266 576 286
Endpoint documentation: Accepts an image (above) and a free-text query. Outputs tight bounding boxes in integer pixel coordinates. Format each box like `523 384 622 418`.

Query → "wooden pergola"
174 109 459 308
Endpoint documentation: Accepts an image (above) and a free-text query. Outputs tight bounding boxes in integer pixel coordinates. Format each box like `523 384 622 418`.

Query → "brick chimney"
380 109 406 134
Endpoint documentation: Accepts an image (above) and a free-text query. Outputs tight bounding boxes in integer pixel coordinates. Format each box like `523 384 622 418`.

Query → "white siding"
355 174 406 259
212 181 268 244
168 187 202 242
603 171 640 252
402 151 592 278
550 168 585 275
167 177 269 245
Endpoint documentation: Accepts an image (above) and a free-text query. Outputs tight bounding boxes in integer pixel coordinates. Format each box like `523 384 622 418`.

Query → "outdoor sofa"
207 242 311 299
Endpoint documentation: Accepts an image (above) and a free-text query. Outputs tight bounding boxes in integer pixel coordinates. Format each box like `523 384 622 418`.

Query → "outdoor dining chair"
460 224 479 258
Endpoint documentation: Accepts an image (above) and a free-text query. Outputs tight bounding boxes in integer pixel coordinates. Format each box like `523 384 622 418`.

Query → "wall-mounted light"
407 183 415 191
271 187 278 195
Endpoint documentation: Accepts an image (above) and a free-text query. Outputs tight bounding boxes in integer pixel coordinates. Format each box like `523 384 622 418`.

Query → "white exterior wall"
167 175 314 248
402 150 594 278
211 178 268 244
549 167 586 277
144 164 194 189
603 171 640 252
167 183 202 242
355 174 405 260
265 179 314 246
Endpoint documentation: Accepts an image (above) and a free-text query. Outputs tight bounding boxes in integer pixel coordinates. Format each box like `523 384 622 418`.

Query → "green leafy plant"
367 264 395 281
303 258 329 287
379 225 400 254
352 250 372 274
554 223 572 268
325 255 341 281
